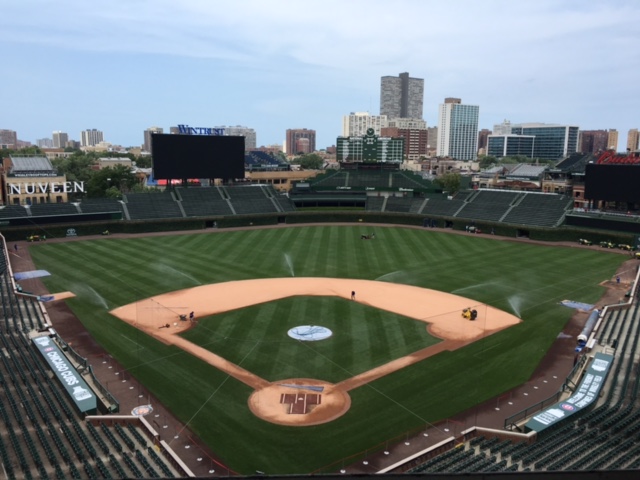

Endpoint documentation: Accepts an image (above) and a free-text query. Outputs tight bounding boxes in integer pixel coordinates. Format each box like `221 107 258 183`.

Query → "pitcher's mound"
248 378 351 426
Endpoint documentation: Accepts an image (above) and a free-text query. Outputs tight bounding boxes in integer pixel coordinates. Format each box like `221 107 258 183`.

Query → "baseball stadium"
1 144 640 480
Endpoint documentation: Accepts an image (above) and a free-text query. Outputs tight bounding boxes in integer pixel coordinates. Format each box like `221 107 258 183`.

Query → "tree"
478 155 497 169
435 172 461 195
85 165 138 198
292 153 323 170
134 155 152 168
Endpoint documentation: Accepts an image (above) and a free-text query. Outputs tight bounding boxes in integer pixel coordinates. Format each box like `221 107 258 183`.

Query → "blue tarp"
560 300 595 311
14 270 51 280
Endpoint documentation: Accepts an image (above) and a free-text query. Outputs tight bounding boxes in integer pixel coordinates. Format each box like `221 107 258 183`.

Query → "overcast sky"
2 0 639 150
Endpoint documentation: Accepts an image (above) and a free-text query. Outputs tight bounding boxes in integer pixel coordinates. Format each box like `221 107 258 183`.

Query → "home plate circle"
288 325 332 341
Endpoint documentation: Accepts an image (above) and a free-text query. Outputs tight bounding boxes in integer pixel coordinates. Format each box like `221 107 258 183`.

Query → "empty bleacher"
390 171 433 189
422 193 466 217
177 187 234 217
0 205 30 219
385 197 416 213
78 198 124 215
455 190 520 222
124 192 183 220
224 185 280 214
408 295 640 474
28 203 80 217
0 238 182 479
501 193 572 227
310 171 348 188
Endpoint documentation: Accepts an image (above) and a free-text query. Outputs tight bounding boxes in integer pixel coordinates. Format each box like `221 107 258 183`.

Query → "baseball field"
28 225 624 474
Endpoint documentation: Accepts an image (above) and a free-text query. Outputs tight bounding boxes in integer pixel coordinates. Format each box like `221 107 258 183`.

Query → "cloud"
2 0 639 146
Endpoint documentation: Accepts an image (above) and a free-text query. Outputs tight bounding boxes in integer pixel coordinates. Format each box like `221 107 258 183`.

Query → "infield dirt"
110 277 520 426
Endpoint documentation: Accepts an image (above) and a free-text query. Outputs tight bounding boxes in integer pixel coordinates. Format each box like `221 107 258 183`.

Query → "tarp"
14 270 51 280
560 300 595 311
525 352 614 433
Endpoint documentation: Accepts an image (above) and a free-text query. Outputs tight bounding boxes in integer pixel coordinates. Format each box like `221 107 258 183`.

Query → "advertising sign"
32 336 97 413
525 352 613 433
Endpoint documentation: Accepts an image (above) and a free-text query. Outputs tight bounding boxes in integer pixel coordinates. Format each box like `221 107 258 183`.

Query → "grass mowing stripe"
29 226 625 474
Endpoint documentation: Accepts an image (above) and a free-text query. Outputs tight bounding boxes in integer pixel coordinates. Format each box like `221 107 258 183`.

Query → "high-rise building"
627 128 639 152
285 129 316 155
578 130 609 153
427 127 438 156
514 124 578 159
380 72 424 119
477 129 492 153
607 129 619 151
143 126 163 152
342 112 388 137
214 126 257 150
487 135 535 158
381 118 428 160
491 121 579 160
37 138 53 148
52 131 69 149
80 129 104 147
0 129 18 149
437 98 479 160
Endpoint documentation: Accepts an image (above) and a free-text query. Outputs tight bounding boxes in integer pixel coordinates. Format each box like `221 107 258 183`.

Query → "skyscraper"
285 129 316 155
607 129 619 151
578 130 608 154
213 126 257 150
437 98 479 160
342 112 388 137
52 131 69 149
380 72 424 119
143 126 163 152
80 129 104 147
627 129 639 152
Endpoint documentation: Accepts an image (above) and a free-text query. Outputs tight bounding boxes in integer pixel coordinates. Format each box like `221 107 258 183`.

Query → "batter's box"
281 393 322 414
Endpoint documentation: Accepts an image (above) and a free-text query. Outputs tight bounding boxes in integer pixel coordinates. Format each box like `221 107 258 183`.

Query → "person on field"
351 291 356 300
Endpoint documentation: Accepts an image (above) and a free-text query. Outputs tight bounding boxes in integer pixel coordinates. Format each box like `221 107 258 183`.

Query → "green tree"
85 165 138 198
434 172 461 195
134 155 152 168
478 155 497 169
292 153 323 170
51 151 98 183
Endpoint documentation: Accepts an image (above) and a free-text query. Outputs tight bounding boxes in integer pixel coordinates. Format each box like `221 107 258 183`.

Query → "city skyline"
1 1 639 150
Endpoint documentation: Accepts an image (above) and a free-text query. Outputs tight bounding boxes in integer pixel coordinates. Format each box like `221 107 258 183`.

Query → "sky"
2 0 639 151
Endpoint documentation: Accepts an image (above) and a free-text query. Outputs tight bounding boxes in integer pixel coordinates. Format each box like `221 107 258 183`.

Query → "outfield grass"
29 226 624 474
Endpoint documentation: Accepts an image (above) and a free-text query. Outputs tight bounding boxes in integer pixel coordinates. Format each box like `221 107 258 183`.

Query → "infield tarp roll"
14 270 51 280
